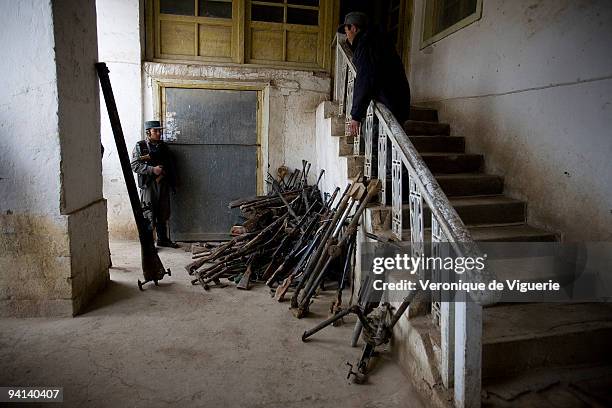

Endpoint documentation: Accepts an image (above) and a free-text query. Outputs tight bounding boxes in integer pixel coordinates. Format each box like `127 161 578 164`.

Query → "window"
147 0 332 69
153 0 235 61
248 0 321 65
421 0 482 48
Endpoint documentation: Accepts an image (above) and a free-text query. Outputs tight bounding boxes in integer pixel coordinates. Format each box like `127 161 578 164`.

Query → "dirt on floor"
0 240 425 408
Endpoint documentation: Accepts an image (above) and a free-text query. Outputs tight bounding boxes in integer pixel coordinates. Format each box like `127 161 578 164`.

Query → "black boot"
156 222 179 248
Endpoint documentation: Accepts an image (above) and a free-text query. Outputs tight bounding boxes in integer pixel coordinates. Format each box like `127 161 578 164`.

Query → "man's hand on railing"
349 119 360 137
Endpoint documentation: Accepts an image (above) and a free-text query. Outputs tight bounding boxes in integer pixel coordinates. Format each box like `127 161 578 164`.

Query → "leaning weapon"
96 62 171 290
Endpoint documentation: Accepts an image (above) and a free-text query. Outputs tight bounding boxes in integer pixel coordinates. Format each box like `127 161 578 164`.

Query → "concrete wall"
0 0 109 316
409 0 612 241
97 0 144 239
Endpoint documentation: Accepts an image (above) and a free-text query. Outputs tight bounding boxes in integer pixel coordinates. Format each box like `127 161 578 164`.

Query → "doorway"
160 86 261 241
339 0 413 69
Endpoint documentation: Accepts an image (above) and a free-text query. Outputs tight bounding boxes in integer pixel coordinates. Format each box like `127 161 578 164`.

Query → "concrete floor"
0 241 425 408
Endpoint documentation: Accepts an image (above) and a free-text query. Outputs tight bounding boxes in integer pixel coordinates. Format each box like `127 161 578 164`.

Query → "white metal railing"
333 34 494 408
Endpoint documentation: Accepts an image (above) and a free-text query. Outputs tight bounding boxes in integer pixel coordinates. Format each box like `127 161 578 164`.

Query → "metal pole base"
137 268 171 291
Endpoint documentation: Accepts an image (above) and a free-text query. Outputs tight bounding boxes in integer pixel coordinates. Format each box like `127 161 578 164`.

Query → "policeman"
131 120 179 248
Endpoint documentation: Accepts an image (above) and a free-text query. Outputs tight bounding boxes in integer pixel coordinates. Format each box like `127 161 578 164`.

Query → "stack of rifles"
185 160 381 318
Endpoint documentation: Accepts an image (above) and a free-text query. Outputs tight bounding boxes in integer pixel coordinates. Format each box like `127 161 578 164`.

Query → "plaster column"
0 0 110 317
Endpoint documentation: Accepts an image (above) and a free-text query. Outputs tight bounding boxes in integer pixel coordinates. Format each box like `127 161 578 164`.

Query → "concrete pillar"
0 0 110 317
454 299 482 408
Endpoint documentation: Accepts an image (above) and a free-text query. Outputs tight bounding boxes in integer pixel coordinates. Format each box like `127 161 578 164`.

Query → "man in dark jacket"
131 120 179 248
339 12 411 136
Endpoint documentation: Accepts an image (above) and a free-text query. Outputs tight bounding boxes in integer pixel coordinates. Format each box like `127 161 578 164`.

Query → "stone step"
322 100 339 119
409 106 439 122
331 116 345 136
338 137 353 156
421 153 483 173
375 224 558 242
447 196 526 226
346 155 364 178
340 135 463 166
403 120 450 136
468 224 558 242
481 365 612 407
435 173 504 197
369 196 526 230
326 103 438 122
482 303 612 380
380 172 504 201
376 154 484 179
410 136 465 153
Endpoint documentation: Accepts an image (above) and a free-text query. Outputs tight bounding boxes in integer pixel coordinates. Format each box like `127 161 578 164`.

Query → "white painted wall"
97 0 144 238
54 0 104 213
0 0 61 215
409 0 612 241
315 101 351 197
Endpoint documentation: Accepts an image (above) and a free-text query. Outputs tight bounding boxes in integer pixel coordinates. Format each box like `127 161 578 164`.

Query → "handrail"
375 104 471 245
337 36 356 74
335 35 494 296
333 33 491 407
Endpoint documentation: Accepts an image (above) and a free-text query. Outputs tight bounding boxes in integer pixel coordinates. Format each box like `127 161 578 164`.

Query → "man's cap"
144 120 164 130
337 11 369 33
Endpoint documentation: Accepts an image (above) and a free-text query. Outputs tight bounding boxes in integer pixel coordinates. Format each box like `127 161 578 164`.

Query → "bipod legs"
346 342 376 384
138 268 171 291
301 304 369 342
350 319 363 347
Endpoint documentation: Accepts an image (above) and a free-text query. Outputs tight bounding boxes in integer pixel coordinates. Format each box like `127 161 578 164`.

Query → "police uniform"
130 121 177 247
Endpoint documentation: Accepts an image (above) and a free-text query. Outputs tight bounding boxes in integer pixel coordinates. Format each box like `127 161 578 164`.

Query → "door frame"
152 79 270 195
400 0 414 76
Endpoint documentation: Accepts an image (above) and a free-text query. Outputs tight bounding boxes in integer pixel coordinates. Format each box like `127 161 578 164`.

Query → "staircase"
371 115 563 243
319 101 612 406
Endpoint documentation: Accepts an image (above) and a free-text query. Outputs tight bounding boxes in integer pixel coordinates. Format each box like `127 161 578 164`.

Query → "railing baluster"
391 142 402 240
409 176 424 251
378 123 387 205
431 216 443 326
338 56 347 118
345 70 360 155
364 102 374 178
409 177 424 284
334 40 340 102
432 216 454 388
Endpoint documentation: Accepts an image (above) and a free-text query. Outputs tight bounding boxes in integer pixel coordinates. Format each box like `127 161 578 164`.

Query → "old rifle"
289 182 355 309
296 179 381 317
329 230 357 321
274 221 328 301
260 200 317 282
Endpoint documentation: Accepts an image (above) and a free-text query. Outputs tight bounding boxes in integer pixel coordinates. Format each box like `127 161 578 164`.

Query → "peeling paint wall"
0 1 61 214
410 0 612 240
97 0 144 239
0 0 109 317
142 63 331 197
